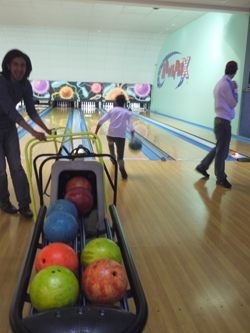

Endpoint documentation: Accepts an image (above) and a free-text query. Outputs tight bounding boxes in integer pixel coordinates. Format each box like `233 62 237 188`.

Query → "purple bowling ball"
134 84 151 98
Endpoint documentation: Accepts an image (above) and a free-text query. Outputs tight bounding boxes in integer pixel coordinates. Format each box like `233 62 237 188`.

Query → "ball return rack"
9 131 148 333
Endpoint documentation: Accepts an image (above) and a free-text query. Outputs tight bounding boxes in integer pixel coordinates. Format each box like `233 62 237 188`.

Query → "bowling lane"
146 112 250 158
83 108 211 160
16 106 48 130
19 107 72 159
131 113 208 160
83 109 148 160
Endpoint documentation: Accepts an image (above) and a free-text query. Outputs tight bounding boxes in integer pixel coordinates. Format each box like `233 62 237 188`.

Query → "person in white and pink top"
95 94 135 179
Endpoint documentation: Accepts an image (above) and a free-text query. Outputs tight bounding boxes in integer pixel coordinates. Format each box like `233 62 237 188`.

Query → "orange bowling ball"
35 242 79 274
60 86 73 99
106 88 129 101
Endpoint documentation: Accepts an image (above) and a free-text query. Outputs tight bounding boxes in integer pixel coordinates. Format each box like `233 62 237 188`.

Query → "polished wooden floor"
2 107 250 332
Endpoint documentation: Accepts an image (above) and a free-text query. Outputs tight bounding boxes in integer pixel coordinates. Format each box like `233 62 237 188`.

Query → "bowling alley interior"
2 0 250 332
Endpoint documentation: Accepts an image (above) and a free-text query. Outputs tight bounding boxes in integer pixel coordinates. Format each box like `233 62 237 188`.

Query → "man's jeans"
0 125 31 208
106 135 126 168
199 118 231 181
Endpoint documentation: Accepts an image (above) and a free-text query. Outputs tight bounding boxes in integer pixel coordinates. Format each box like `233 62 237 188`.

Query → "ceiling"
0 0 249 82
1 0 249 37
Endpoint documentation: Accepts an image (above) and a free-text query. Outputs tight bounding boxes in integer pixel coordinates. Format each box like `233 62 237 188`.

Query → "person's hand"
46 128 55 135
232 80 238 89
34 131 46 141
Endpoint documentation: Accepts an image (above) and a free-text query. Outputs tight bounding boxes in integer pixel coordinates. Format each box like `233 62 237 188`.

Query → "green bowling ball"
30 265 79 312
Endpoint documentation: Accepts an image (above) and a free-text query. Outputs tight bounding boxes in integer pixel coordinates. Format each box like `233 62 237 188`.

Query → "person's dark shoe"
19 205 34 218
0 202 18 214
120 166 128 179
195 165 210 178
216 179 232 189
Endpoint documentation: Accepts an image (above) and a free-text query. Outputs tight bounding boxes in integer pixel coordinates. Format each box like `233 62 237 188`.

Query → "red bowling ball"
64 187 94 216
65 176 92 194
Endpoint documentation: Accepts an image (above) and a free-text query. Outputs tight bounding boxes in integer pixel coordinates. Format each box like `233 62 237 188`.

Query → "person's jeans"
106 135 126 168
0 125 31 208
199 118 231 181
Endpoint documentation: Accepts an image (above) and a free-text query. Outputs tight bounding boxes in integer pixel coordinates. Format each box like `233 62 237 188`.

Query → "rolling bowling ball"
30 265 79 312
65 176 92 193
64 187 93 217
35 242 79 274
82 258 128 305
44 211 78 244
128 138 142 151
81 237 122 268
46 199 78 222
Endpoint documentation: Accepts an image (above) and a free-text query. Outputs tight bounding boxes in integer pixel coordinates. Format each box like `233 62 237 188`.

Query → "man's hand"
33 131 46 141
232 80 238 89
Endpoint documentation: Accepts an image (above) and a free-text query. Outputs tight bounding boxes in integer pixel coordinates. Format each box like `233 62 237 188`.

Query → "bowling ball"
128 139 142 151
35 243 79 274
30 265 79 312
46 199 78 222
64 187 94 217
134 84 151 98
81 237 122 268
82 258 128 305
65 176 92 194
105 88 129 101
31 80 50 95
91 83 102 94
44 212 78 244
60 86 73 99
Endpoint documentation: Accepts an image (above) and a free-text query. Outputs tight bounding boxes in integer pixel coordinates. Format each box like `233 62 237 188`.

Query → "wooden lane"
114 159 250 333
147 112 250 157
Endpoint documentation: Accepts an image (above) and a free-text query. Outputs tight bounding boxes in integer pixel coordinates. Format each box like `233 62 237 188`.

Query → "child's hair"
116 94 126 107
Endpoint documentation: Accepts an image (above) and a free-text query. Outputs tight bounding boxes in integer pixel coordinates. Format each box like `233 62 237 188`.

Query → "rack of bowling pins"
57 101 72 108
80 101 97 112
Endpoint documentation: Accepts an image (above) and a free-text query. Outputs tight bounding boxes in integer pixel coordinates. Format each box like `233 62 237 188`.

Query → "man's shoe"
19 206 34 218
0 202 18 214
195 166 210 178
120 167 128 179
216 179 232 189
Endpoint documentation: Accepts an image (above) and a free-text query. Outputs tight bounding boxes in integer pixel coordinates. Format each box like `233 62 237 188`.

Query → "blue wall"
151 12 249 135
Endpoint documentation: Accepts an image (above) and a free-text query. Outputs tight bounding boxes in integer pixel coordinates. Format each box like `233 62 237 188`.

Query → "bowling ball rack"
9 148 148 333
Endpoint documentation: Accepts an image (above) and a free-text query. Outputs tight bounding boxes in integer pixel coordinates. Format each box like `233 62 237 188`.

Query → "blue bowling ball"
44 211 78 244
47 199 78 221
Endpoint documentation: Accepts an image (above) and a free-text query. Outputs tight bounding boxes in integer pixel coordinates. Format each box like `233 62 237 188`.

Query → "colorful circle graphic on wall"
31 80 50 95
134 84 151 98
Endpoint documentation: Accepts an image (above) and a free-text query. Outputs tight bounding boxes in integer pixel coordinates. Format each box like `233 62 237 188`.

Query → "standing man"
0 49 53 218
195 61 238 188
95 94 135 179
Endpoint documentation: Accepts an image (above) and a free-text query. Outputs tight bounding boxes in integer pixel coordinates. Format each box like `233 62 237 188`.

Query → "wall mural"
31 80 151 103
